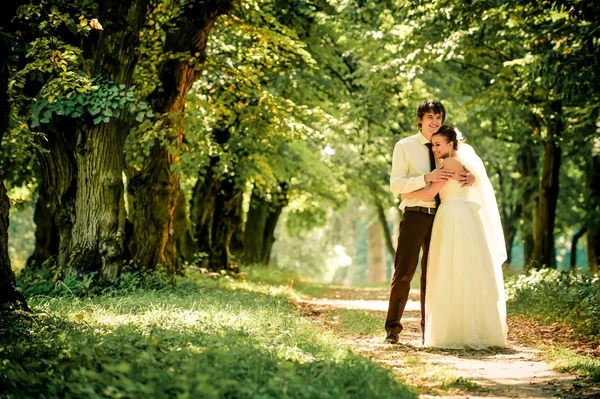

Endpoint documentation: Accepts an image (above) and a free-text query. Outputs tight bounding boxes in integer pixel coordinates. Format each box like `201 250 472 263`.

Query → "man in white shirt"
384 99 474 344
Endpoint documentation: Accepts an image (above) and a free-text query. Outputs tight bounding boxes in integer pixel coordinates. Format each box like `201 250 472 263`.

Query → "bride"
401 126 508 349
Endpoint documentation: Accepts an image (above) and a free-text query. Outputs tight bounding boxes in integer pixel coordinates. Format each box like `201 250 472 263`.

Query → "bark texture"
128 0 233 272
532 101 562 269
28 124 77 269
243 184 288 265
189 159 245 271
586 153 600 274
519 141 538 269
0 1 29 310
570 227 587 271
66 0 149 280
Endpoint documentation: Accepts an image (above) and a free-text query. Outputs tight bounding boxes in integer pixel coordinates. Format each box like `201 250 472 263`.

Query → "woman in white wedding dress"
402 126 508 349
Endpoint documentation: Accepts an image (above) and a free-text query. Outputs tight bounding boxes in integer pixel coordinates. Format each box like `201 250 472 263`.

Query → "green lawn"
1 271 415 399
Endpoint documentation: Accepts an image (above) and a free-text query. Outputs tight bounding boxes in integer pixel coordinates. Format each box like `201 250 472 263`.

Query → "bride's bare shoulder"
441 157 463 173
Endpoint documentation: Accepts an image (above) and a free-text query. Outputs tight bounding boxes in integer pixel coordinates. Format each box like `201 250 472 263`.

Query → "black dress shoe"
384 332 399 344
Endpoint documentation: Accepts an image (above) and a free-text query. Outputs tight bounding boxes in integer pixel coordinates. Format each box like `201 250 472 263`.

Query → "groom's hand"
426 165 454 183
459 166 475 187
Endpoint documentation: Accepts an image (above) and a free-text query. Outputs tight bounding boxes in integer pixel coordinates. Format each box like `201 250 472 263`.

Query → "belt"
404 206 436 215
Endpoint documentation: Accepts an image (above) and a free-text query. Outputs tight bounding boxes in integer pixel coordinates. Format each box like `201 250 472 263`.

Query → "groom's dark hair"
417 99 446 131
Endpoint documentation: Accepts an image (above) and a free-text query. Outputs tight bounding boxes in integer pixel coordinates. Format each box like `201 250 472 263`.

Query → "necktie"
425 143 441 208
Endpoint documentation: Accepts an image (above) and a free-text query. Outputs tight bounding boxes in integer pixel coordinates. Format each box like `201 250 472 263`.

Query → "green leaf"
93 116 103 125
136 112 145 123
103 109 113 117
90 107 101 116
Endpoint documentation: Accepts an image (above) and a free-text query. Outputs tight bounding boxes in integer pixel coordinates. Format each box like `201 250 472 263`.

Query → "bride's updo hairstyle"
433 125 465 150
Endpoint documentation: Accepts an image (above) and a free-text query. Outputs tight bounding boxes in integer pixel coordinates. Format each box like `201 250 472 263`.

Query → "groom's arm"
390 141 455 194
401 181 446 200
389 141 428 195
458 166 475 187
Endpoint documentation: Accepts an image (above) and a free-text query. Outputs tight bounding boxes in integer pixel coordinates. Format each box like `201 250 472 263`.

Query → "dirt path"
295 287 599 398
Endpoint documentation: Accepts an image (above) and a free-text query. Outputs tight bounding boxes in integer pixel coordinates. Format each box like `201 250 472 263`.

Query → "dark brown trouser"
385 211 435 337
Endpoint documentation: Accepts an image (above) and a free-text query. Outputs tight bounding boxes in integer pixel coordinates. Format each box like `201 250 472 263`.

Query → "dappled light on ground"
296 286 599 398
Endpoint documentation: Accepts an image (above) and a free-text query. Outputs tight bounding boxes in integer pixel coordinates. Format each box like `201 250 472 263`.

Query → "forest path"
294 286 598 399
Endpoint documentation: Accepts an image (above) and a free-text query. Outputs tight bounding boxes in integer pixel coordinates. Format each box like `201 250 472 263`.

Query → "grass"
1 271 416 399
546 346 600 382
505 268 600 383
324 309 382 337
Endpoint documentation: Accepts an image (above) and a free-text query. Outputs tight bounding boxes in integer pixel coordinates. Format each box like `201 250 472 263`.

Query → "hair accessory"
455 128 465 142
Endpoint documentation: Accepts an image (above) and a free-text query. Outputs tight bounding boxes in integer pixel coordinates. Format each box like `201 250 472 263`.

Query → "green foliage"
29 78 144 127
505 268 600 338
16 263 173 299
546 346 600 382
2 274 416 399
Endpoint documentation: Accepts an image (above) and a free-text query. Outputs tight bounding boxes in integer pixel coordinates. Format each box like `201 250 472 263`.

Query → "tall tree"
127 0 233 272
0 0 28 310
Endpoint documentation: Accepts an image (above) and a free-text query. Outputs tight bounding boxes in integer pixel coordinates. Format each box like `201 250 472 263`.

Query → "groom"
384 99 474 344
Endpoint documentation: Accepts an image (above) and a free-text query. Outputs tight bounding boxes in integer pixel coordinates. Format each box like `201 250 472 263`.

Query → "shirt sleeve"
389 141 427 195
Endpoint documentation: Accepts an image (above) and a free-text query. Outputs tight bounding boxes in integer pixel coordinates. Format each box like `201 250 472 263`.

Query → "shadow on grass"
1 276 416 399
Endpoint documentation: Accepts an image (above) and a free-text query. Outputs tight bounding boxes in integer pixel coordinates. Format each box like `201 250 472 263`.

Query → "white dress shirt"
390 132 437 211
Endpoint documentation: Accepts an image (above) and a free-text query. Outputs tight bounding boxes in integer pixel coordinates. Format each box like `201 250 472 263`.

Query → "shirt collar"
416 132 430 145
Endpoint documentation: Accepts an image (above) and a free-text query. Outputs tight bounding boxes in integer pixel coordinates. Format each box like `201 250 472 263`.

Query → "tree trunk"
208 176 243 271
129 1 232 272
0 1 29 310
68 123 128 279
260 185 288 264
244 188 269 265
27 190 59 268
373 193 395 260
28 124 77 269
67 0 149 280
0 178 28 310
243 184 288 265
503 221 518 265
586 151 600 274
532 101 562 269
587 234 600 274
174 188 195 267
190 165 220 263
128 145 183 273
519 142 538 269
493 162 521 266
570 227 587 271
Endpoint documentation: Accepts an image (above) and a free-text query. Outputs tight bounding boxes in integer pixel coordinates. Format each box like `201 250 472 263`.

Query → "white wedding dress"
423 172 508 349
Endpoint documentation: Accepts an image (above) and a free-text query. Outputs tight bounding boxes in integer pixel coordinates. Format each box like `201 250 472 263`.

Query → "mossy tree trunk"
128 0 233 272
0 1 29 310
243 184 288 265
519 138 539 269
27 125 77 269
532 101 562 269
493 164 521 265
190 160 221 265
207 177 244 271
570 227 587 271
586 152 600 274
66 0 150 281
